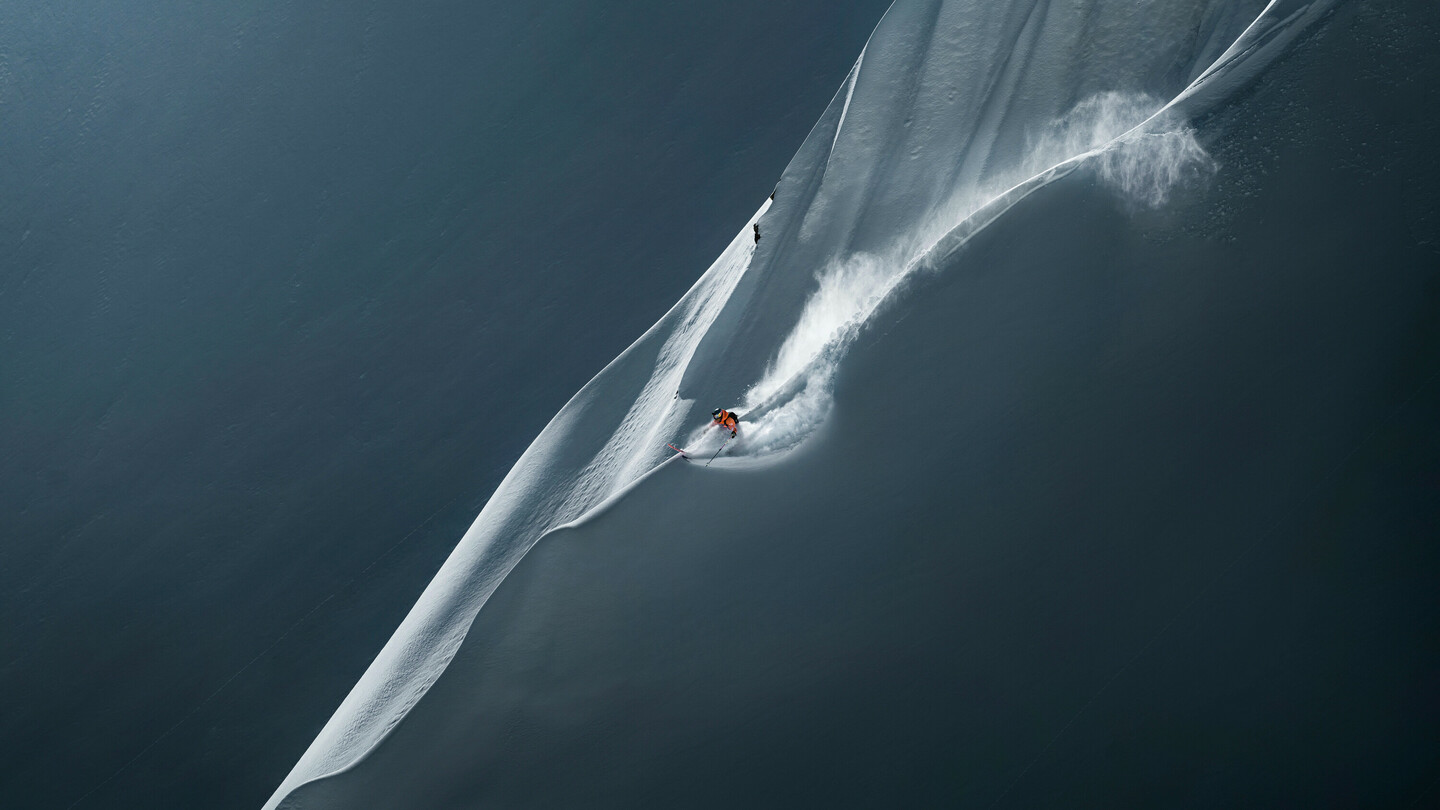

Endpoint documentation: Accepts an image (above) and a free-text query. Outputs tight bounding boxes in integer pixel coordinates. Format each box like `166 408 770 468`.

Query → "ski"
667 443 690 461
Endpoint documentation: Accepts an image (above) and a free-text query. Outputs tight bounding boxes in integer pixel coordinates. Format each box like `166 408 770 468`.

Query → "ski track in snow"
265 2 1336 806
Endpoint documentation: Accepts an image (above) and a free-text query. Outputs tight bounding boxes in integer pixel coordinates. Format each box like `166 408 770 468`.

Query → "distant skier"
711 407 740 437
753 223 761 244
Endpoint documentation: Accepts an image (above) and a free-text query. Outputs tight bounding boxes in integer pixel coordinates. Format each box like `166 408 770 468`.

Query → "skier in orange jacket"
711 408 739 437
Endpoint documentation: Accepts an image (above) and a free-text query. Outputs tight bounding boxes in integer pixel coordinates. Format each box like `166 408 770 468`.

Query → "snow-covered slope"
265 0 1440 805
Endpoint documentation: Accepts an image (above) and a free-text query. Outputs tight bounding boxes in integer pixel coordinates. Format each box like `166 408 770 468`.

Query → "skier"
711 407 739 437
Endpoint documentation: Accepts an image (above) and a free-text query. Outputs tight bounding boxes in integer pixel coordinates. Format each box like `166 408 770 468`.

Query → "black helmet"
712 408 722 418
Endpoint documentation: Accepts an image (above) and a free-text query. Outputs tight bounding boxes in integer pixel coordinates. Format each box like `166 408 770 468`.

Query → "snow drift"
263 1 1413 806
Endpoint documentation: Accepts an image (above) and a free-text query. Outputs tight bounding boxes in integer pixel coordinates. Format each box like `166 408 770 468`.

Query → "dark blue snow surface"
0 2 895 808
283 2 1440 808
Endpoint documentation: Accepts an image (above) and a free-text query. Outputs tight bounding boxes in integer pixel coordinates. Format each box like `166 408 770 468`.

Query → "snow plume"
734 95 1213 456
731 252 898 455
1097 124 1215 208
750 252 893 404
1023 91 1215 209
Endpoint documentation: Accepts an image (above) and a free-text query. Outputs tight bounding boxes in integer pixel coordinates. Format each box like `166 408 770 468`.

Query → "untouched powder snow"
265 1 1349 806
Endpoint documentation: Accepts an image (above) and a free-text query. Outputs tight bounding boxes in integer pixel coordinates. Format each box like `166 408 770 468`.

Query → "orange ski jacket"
713 409 738 432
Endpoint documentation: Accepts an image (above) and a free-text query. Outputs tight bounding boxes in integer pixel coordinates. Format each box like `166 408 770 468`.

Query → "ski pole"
705 437 730 467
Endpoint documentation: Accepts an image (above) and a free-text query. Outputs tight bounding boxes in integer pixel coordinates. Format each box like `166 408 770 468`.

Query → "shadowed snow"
266 2 1344 806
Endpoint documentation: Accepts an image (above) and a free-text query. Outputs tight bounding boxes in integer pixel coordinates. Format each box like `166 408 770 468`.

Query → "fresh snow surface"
266 1 1346 806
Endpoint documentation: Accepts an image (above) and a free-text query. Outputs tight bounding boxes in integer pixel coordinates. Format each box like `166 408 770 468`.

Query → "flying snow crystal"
1097 125 1216 208
1024 91 1216 209
707 252 894 455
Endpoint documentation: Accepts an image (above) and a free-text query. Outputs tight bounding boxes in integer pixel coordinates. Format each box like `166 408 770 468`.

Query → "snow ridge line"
263 3 1335 806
